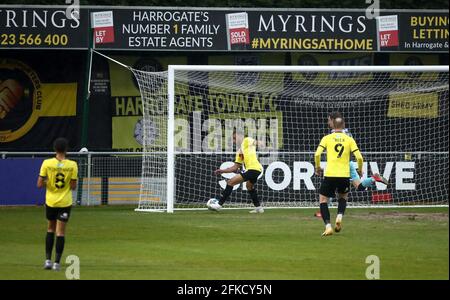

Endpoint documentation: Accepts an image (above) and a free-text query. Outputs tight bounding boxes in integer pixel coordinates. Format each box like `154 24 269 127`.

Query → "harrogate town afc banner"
109 55 187 152
0 52 81 150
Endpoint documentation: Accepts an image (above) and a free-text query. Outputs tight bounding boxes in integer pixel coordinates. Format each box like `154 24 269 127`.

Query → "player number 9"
335 143 344 158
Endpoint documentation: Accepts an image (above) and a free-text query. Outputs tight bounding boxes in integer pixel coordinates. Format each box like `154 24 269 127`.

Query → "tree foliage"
2 0 449 9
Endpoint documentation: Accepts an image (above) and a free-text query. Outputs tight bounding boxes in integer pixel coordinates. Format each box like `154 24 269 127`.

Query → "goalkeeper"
210 130 264 213
327 112 388 189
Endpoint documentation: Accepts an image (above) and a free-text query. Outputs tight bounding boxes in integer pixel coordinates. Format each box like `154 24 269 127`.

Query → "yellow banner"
390 54 440 81
208 53 285 94
388 92 439 118
291 53 374 85
40 83 77 116
111 115 167 151
109 56 188 97
0 57 77 142
109 55 185 151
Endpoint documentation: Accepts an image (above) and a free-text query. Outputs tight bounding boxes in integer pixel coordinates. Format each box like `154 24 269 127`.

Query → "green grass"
0 205 447 280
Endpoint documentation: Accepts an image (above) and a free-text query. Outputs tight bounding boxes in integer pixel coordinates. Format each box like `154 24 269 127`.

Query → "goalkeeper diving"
328 112 388 191
210 130 264 213
315 112 389 218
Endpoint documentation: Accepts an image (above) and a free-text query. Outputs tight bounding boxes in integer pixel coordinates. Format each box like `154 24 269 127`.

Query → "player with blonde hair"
315 117 363 236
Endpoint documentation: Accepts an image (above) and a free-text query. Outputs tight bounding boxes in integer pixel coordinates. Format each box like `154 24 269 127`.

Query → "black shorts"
319 177 350 198
45 205 72 223
240 170 261 184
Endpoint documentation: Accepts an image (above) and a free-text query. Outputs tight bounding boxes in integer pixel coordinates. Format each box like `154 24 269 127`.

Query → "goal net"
131 65 449 212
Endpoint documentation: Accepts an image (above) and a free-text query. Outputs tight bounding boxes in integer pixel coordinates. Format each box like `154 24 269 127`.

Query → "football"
206 198 219 210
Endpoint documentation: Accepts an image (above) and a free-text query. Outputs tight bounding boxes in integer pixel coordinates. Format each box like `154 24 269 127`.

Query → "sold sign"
225 12 250 50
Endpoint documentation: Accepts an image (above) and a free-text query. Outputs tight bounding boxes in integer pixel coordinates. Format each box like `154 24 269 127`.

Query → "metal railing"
1 152 144 206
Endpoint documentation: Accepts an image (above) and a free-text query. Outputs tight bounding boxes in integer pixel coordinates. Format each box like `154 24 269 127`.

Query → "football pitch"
0 205 447 280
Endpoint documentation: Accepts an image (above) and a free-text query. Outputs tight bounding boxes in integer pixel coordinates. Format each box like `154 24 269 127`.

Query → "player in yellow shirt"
314 117 363 236
37 137 78 271
211 131 264 213
314 112 388 218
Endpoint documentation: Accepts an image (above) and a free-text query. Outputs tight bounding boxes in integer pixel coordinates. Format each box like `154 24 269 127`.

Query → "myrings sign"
90 8 449 52
0 5 448 52
0 5 88 49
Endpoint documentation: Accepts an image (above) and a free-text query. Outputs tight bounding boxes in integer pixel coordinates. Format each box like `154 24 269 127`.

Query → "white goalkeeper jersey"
332 128 353 138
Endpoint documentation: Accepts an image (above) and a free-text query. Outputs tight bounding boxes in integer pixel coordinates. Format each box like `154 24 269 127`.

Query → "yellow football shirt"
235 137 263 172
314 132 363 177
39 158 78 207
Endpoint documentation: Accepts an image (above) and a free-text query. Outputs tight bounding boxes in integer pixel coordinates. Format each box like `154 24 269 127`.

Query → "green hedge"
2 0 449 9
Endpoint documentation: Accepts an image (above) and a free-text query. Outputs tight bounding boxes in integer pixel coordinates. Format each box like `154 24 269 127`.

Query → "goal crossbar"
168 65 449 73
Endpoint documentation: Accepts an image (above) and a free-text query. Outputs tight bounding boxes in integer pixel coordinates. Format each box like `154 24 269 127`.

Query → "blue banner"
0 158 45 205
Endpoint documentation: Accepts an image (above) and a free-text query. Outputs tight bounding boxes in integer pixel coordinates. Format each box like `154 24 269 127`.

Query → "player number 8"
55 172 66 189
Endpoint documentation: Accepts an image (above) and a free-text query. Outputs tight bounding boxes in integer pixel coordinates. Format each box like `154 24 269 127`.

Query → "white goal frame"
135 64 449 213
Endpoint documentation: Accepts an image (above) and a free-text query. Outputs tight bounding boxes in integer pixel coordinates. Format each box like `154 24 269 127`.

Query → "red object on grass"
372 192 392 203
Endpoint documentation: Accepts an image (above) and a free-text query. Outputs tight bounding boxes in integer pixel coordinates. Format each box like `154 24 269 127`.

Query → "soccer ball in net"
206 198 219 210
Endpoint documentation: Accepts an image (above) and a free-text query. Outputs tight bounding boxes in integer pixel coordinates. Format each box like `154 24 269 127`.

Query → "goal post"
132 64 449 213
167 66 176 213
